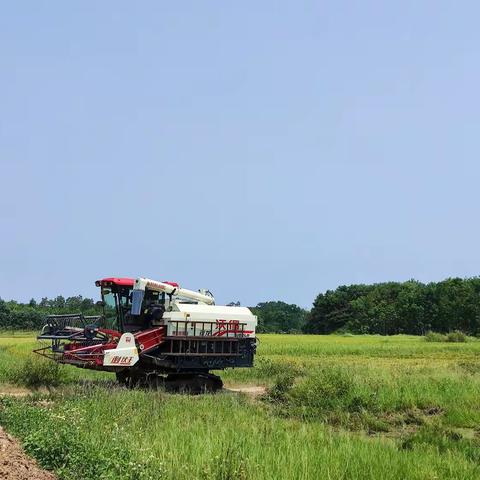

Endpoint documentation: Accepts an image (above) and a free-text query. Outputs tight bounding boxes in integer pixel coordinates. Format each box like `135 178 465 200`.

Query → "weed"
458 361 480 375
400 425 480 464
10 358 65 388
265 371 295 402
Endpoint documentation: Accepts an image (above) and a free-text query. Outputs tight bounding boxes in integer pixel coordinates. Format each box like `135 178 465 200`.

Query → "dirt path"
227 385 266 397
0 384 268 399
0 427 56 480
0 386 32 398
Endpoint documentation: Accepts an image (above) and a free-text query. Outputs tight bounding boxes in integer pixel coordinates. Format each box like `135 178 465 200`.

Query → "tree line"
2 277 480 335
0 296 102 330
0 295 308 333
304 278 480 335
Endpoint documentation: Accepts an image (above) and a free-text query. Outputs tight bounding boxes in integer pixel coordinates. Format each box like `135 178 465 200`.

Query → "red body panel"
43 327 165 369
134 327 165 353
63 341 118 367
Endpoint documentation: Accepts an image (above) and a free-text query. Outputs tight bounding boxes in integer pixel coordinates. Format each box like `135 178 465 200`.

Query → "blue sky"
1 1 479 307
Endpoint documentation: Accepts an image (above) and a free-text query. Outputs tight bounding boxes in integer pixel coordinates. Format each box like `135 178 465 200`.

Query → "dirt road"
0 427 56 480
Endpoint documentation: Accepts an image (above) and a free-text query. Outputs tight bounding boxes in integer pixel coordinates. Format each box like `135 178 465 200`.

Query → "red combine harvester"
35 277 257 392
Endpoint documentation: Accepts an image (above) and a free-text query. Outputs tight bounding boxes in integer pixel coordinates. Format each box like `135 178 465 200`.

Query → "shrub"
424 331 446 342
424 331 468 343
287 366 357 412
446 331 467 343
266 372 295 402
11 358 65 388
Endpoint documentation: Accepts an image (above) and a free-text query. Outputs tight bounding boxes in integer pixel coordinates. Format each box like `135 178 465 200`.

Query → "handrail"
167 319 247 338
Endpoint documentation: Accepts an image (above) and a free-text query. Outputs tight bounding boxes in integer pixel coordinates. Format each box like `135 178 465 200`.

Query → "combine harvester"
35 277 257 392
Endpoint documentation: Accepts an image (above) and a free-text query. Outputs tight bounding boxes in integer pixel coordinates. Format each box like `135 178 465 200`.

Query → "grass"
0 333 110 384
424 331 468 343
1 333 480 479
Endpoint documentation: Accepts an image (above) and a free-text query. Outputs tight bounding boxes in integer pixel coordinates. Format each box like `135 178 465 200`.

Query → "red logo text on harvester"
110 356 133 365
214 319 253 337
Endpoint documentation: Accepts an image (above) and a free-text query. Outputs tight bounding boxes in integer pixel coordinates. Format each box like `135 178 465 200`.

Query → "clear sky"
1 1 479 308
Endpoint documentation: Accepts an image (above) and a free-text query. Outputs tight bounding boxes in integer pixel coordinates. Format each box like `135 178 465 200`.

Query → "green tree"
252 301 307 333
304 277 480 336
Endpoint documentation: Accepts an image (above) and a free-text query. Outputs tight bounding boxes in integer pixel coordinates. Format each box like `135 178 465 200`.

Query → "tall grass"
0 334 111 384
2 387 480 480
263 363 480 430
1 333 480 479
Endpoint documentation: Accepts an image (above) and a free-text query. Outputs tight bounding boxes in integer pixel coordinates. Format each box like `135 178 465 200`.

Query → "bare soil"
227 385 266 397
0 386 32 398
0 427 56 480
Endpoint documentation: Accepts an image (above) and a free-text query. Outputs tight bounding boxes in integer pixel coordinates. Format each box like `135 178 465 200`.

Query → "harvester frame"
35 277 257 392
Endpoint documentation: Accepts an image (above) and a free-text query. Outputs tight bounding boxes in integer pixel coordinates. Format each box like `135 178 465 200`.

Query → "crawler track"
116 371 224 393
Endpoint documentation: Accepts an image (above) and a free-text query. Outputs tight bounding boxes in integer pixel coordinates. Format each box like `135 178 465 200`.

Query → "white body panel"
133 276 256 338
159 304 257 338
103 333 139 367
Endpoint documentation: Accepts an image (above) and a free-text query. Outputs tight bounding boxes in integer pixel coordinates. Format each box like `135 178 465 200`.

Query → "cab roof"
95 277 179 288
95 277 135 287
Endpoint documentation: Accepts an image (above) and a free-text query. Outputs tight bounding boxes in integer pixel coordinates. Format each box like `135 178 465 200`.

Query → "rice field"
1 333 480 479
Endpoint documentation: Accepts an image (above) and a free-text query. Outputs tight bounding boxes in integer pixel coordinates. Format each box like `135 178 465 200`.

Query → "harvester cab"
97 278 154 332
35 277 257 392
